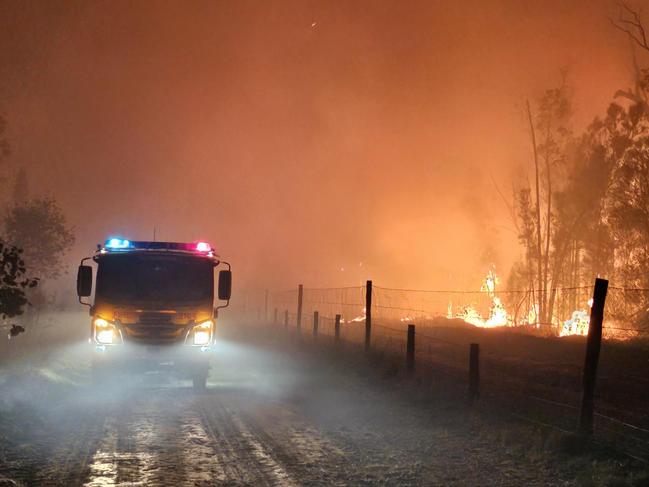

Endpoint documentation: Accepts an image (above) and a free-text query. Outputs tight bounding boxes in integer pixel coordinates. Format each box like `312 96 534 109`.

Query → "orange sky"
0 0 643 295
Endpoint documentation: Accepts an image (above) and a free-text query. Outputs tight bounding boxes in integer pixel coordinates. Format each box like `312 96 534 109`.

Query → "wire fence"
262 283 649 339
241 280 649 461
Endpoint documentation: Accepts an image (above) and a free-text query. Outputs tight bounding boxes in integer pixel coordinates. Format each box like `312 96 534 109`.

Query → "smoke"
0 310 305 410
0 0 638 295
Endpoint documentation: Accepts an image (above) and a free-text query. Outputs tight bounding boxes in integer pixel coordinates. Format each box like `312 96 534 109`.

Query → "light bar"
102 238 215 255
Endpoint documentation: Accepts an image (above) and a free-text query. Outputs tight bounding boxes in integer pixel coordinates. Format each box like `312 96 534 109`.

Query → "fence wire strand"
255 280 649 459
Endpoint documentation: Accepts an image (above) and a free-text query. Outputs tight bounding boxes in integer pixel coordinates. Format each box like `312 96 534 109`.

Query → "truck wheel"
192 374 207 391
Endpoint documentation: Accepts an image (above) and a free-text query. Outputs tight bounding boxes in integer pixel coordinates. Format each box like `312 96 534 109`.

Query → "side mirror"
77 265 93 297
218 270 232 301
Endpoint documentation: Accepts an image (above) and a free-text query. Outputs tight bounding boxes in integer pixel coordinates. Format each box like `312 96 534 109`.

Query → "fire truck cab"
76 238 232 390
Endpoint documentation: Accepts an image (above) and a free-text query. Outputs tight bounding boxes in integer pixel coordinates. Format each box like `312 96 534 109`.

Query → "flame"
486 296 509 326
560 309 589 337
481 270 498 294
516 303 540 328
327 266 638 340
559 297 593 337
450 268 595 335
341 307 366 324
453 269 511 328
559 299 638 339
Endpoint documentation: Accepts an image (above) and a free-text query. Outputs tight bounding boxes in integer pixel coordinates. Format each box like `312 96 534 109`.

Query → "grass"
240 322 649 486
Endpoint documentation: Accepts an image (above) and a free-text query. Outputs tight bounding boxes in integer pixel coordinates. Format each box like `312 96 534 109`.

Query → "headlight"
94 318 109 327
96 328 114 344
94 318 119 345
192 320 213 346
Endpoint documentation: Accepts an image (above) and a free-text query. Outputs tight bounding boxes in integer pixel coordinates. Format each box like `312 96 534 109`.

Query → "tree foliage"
510 51 649 328
510 82 575 325
0 240 38 319
4 197 75 280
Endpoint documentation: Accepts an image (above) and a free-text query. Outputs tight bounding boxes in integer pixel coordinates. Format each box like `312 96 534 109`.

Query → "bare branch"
488 171 519 233
609 1 649 52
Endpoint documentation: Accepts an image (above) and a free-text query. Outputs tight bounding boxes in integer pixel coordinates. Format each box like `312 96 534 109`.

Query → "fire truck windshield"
95 253 214 304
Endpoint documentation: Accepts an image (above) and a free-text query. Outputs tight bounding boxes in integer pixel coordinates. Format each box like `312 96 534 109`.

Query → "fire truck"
76 238 232 390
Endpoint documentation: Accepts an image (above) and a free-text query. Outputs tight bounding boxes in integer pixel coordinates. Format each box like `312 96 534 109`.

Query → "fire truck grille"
138 313 172 325
124 314 186 343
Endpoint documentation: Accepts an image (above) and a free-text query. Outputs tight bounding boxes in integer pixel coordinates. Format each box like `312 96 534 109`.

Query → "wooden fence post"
313 311 319 338
365 280 372 351
406 324 415 375
468 343 480 404
335 314 341 343
579 278 608 436
273 307 278 325
284 309 289 329
297 284 303 332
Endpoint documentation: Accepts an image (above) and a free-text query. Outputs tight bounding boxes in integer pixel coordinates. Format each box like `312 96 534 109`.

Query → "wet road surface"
0 332 583 486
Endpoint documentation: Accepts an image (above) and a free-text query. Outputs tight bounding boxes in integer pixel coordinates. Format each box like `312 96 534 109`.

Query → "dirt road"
0 325 637 486
36 388 356 486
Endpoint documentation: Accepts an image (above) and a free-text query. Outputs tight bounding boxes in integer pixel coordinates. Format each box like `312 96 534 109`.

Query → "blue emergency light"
103 238 213 254
106 238 131 249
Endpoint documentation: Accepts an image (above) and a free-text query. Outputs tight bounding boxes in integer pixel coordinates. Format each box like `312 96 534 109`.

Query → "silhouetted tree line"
508 3 649 329
0 115 74 337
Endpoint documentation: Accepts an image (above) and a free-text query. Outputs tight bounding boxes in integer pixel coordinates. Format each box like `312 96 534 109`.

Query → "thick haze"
0 0 639 294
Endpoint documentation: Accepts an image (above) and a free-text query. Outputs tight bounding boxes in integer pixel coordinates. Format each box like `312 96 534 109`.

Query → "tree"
4 198 75 280
610 1 649 56
0 240 38 319
547 125 614 320
512 81 574 326
593 93 649 326
511 15 649 329
503 3 649 331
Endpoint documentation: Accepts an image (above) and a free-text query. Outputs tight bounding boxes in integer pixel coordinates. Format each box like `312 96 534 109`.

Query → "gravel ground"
0 323 646 486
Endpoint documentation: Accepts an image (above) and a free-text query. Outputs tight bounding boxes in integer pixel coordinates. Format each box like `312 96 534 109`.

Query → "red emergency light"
103 238 214 255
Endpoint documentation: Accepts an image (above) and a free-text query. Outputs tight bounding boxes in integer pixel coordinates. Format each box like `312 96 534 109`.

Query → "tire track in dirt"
82 391 229 486
199 393 352 486
28 387 314 487
32 407 102 487
196 394 293 486
224 413 298 486
177 406 229 485
229 406 347 484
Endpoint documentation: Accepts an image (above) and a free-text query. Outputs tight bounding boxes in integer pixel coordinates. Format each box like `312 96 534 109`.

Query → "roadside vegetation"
506 3 649 332
246 322 649 486
0 115 74 340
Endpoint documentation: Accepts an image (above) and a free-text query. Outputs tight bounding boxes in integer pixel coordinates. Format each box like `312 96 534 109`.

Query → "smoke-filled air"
2 1 649 486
